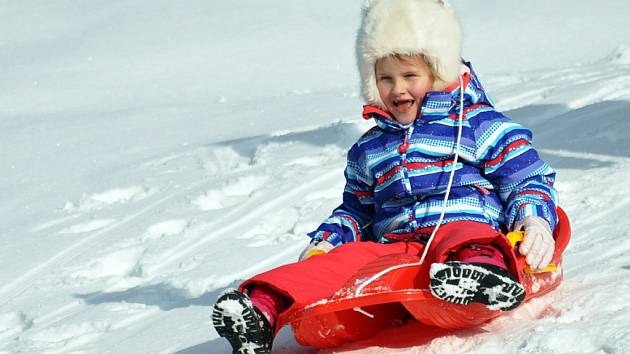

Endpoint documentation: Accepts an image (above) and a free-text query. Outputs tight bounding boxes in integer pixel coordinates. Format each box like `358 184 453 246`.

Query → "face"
375 55 435 125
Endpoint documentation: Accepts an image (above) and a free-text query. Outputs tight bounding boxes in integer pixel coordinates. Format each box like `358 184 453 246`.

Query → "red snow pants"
239 221 520 332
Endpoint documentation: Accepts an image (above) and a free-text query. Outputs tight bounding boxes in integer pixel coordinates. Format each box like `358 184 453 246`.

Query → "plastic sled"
278 208 571 349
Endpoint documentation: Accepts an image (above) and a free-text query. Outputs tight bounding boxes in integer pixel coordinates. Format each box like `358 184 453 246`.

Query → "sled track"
0 179 210 308
146 168 340 277
1 167 340 351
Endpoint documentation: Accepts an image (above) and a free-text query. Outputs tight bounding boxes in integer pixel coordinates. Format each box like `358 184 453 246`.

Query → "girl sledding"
212 0 569 353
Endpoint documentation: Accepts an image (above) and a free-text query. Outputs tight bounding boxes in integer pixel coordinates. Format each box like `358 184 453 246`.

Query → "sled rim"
285 289 433 322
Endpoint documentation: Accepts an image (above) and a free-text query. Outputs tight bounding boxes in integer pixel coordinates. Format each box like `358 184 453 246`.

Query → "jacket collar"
362 61 495 132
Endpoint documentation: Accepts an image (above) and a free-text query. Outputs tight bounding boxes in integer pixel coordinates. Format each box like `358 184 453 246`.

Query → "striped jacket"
308 63 558 247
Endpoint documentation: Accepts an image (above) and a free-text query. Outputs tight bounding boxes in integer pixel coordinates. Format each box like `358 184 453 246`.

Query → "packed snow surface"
1 0 630 353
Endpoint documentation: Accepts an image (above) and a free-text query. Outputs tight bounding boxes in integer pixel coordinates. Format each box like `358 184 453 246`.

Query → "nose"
393 78 407 94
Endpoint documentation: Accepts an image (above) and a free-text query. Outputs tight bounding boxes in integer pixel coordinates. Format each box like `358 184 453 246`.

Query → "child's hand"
299 240 334 261
513 216 555 270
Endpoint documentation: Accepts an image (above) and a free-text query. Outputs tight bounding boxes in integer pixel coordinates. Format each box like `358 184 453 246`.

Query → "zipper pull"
399 128 412 154
398 141 409 154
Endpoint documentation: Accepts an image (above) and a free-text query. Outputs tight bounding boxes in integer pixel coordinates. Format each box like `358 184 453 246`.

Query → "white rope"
352 74 467 312
416 74 466 264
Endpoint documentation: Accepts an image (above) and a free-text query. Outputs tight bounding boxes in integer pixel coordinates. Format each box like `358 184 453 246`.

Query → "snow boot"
212 289 273 354
429 243 525 311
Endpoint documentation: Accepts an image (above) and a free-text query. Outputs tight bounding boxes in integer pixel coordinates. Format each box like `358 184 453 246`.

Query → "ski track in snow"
0 134 348 353
0 180 216 351
0 181 202 306
144 168 340 278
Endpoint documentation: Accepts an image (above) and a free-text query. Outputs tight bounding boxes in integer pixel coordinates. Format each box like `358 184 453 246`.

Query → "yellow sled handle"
506 231 557 274
303 249 327 260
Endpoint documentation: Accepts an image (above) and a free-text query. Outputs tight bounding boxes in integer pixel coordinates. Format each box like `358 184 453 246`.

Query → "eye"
378 76 393 81
404 73 418 78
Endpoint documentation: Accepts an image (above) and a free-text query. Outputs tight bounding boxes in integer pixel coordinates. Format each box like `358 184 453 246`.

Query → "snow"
1 0 630 353
64 186 150 212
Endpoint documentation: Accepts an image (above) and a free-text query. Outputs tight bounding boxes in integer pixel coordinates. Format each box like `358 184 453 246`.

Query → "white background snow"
2 0 630 353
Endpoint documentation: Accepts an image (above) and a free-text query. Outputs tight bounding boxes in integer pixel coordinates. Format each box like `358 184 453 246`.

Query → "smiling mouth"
393 99 415 109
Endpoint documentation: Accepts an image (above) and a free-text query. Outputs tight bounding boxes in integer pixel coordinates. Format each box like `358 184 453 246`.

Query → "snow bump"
64 186 149 212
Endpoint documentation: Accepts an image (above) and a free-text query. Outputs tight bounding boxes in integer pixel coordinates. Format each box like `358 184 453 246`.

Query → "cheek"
376 82 392 100
410 80 434 98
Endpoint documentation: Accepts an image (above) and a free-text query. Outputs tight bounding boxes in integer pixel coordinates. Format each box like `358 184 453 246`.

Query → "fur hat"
356 0 463 107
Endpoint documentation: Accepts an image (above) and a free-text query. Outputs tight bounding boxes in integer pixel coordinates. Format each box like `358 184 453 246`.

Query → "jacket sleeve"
307 143 376 247
474 113 559 230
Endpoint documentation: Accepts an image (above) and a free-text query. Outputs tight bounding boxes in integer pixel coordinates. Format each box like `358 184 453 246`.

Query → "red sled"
277 208 571 349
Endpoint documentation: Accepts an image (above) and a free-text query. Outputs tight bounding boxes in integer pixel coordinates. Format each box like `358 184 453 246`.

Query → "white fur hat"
356 0 463 107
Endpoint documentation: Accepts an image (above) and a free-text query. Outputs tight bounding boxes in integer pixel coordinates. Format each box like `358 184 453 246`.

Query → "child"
212 0 558 353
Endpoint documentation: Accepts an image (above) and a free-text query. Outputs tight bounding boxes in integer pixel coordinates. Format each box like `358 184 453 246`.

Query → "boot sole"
429 262 525 311
212 289 272 354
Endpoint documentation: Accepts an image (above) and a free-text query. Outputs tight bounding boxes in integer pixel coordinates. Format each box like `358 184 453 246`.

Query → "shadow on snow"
74 280 242 311
509 100 630 170
209 100 630 171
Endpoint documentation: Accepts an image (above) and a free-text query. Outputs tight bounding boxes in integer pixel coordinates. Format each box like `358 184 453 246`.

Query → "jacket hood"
362 61 495 132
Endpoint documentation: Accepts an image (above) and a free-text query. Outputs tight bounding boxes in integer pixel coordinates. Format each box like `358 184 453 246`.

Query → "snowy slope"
1 1 630 353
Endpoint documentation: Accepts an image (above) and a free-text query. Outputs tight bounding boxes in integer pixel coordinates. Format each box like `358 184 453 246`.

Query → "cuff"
511 202 556 231
307 230 342 247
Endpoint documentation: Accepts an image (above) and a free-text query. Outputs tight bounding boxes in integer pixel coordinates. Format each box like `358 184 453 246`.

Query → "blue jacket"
309 63 558 247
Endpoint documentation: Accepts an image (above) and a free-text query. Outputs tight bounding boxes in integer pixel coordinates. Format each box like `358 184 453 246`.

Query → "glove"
299 240 334 261
513 216 555 270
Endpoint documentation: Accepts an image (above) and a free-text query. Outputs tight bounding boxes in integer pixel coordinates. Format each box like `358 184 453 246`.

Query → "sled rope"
416 74 465 264
353 72 467 313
